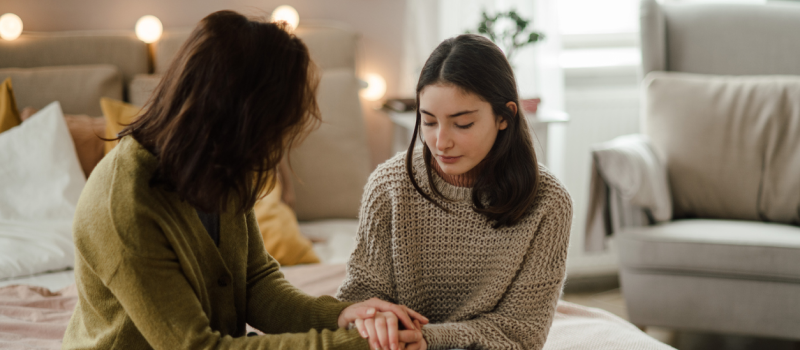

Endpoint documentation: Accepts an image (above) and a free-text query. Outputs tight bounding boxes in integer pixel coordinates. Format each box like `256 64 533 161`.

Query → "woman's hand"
398 320 427 350
338 297 429 330
355 315 426 350
338 298 429 350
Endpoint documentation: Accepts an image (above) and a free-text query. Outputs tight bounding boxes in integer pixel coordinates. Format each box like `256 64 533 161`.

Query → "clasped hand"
338 298 429 350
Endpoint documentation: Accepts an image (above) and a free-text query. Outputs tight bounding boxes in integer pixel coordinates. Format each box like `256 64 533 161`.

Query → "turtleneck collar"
431 156 481 188
412 149 475 202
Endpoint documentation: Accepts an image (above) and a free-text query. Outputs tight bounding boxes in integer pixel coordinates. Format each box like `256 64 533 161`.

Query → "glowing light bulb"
0 13 23 41
271 5 299 31
360 73 387 102
135 15 162 43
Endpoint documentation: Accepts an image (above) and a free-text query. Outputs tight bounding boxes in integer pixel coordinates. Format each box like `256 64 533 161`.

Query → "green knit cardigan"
62 136 368 350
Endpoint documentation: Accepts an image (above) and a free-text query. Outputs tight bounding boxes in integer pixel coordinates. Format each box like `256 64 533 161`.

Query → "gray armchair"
585 0 800 340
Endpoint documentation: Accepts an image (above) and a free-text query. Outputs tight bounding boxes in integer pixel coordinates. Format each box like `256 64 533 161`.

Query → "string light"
271 5 300 31
0 13 23 41
360 73 387 101
135 15 163 43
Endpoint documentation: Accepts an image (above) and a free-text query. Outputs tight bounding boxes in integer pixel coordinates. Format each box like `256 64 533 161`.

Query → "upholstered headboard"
640 0 800 76
0 31 148 115
0 31 148 84
155 20 358 73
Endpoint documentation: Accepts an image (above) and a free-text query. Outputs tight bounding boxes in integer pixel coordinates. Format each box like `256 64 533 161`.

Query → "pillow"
100 97 141 154
128 74 162 107
0 78 21 133
0 101 85 279
0 65 122 116
253 177 320 266
643 72 800 223
20 106 107 179
64 115 106 178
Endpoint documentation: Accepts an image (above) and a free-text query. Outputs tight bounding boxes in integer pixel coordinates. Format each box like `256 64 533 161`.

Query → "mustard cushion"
254 178 320 266
100 97 141 154
0 78 21 133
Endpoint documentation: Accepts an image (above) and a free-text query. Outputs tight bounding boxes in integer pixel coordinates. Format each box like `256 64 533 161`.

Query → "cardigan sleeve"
242 210 358 335
421 189 573 350
90 206 368 350
335 176 397 304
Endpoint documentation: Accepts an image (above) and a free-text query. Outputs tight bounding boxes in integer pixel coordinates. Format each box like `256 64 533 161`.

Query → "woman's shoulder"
83 137 158 202
365 151 413 191
533 164 573 213
76 137 165 233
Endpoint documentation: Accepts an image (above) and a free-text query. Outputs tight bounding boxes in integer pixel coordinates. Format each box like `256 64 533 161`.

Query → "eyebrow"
420 109 478 118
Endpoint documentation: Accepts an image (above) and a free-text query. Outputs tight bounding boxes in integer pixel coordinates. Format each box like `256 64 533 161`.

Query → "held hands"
338 298 429 350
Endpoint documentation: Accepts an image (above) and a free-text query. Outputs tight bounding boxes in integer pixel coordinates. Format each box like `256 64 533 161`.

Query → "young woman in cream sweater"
337 34 573 350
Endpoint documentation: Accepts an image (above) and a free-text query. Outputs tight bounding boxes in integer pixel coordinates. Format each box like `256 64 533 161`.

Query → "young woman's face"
419 84 511 176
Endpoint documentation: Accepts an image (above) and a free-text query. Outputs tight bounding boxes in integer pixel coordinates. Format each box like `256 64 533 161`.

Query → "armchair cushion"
617 219 800 282
643 72 800 224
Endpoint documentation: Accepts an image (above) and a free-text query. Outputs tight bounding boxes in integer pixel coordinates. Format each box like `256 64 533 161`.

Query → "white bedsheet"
0 269 75 290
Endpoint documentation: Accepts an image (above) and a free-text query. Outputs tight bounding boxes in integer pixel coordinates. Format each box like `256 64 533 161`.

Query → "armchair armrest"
585 134 672 252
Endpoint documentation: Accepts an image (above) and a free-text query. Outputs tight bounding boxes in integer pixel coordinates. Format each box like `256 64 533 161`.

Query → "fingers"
361 307 377 319
356 312 403 350
364 318 380 350
368 298 415 330
375 315 389 350
355 318 367 338
404 306 430 325
387 314 399 350
338 304 377 328
364 298 429 329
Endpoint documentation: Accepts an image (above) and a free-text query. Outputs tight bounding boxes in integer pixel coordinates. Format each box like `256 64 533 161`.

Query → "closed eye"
456 122 474 129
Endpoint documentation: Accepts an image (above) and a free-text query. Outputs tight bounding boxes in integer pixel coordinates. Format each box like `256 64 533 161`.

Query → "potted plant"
467 9 544 114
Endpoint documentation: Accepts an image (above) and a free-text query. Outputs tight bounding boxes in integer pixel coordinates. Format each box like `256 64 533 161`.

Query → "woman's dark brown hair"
118 10 320 213
406 34 539 228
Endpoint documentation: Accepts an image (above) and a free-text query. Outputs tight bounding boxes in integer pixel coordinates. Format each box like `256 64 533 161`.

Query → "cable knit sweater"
336 150 573 350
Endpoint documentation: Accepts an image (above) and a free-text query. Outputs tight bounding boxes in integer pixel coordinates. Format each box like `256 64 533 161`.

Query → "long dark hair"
405 34 539 228
118 10 320 213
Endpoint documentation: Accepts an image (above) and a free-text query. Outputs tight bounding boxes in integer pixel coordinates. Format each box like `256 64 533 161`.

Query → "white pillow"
0 101 85 280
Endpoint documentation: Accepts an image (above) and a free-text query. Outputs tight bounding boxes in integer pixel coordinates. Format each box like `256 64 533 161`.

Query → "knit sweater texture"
63 136 368 350
336 150 573 350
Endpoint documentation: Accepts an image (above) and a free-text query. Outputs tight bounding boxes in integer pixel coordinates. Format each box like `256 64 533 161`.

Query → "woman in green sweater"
337 34 573 350
62 10 426 350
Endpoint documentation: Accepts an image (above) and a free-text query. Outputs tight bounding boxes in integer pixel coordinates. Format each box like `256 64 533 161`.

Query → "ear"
498 101 517 130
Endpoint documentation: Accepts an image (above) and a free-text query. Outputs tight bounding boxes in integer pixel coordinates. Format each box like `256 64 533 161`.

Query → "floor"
562 286 800 350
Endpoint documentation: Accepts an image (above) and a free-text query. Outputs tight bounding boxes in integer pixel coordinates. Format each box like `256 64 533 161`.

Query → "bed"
0 22 674 350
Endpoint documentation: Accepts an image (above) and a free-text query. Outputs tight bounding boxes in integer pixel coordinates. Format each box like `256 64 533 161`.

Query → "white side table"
386 109 569 167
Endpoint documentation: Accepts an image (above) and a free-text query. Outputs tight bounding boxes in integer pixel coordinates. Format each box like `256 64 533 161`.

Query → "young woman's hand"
338 298 429 350
355 315 426 350
338 297 429 330
398 320 427 350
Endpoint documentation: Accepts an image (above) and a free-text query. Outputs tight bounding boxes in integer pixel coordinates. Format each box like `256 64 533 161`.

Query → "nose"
435 125 453 152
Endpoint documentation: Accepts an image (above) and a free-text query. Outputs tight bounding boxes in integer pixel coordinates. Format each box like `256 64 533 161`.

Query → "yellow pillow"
0 78 21 134
254 177 320 266
100 97 142 154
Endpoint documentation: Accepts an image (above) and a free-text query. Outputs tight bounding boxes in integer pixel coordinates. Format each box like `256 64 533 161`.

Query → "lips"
438 155 461 164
